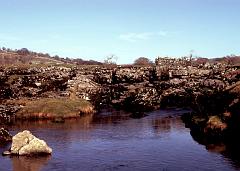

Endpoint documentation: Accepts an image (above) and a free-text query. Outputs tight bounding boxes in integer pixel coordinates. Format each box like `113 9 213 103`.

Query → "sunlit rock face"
10 130 52 156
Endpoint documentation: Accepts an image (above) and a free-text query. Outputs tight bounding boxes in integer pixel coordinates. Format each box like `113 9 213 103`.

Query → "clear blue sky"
0 0 239 64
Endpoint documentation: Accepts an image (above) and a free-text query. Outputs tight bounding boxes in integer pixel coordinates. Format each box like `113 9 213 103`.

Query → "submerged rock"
5 130 52 156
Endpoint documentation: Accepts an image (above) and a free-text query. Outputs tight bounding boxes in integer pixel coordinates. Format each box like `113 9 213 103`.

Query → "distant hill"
0 47 102 66
191 56 240 66
1 47 239 66
210 56 240 66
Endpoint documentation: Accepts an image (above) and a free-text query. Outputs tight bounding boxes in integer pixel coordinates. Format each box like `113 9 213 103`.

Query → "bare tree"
104 54 118 65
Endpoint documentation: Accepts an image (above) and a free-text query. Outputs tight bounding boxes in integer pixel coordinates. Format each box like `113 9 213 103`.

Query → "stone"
35 82 41 87
2 151 11 156
204 116 227 135
0 127 12 143
9 130 52 156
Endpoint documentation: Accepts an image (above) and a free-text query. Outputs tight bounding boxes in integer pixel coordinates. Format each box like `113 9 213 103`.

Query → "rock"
0 105 21 123
2 151 11 156
9 130 52 156
52 117 65 123
35 82 41 87
18 138 52 156
203 116 227 138
0 127 12 143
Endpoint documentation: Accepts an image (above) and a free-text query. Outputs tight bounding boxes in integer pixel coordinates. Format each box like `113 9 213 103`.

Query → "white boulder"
9 130 52 156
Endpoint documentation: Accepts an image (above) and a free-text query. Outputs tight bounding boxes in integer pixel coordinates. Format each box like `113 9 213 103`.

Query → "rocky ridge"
0 58 239 138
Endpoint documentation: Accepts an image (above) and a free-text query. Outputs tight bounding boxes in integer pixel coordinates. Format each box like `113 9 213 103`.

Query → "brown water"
1 109 240 171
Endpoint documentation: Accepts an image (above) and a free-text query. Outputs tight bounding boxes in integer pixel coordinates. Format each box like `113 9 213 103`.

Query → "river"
1 109 240 171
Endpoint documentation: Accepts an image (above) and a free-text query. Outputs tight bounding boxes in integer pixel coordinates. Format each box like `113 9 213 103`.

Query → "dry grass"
2 62 76 69
16 98 94 120
205 116 227 131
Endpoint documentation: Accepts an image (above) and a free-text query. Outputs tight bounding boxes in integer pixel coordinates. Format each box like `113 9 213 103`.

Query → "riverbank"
0 59 239 142
0 63 239 114
182 82 240 142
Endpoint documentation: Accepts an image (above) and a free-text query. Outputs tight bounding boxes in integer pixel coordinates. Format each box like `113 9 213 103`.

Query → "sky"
0 0 240 64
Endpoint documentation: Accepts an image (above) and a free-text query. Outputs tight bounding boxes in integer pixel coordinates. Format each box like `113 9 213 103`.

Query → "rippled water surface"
1 109 240 171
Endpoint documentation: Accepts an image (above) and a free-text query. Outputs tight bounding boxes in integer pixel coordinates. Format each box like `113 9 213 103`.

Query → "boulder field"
0 62 239 140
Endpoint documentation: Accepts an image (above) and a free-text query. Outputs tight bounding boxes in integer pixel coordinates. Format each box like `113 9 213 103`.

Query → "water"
1 109 240 171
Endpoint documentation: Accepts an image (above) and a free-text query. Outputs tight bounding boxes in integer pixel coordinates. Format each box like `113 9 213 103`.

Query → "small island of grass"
16 98 94 120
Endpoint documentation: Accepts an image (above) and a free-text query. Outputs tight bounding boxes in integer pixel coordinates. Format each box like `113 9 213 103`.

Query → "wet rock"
2 150 11 156
204 116 227 135
6 130 52 156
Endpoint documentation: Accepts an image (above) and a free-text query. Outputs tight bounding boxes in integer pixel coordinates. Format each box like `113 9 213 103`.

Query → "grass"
2 62 77 69
16 98 94 120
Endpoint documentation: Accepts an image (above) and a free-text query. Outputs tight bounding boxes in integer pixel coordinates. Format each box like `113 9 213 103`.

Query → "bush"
133 57 152 66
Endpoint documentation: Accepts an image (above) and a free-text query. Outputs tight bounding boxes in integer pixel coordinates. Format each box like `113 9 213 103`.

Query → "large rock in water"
10 130 52 156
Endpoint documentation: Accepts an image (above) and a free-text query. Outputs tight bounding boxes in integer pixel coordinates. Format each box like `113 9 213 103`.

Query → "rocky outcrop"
0 66 76 100
0 59 239 121
182 81 240 142
88 63 239 113
4 130 52 156
0 66 78 120
0 104 21 123
0 128 12 143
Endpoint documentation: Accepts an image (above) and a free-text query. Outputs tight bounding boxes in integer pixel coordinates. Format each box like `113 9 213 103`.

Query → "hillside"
0 47 102 66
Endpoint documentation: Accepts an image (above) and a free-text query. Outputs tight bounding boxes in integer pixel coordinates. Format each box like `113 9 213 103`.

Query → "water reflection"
206 141 240 169
11 113 94 130
1 109 240 171
11 156 51 171
92 109 130 124
188 126 240 170
152 117 171 134
151 116 184 135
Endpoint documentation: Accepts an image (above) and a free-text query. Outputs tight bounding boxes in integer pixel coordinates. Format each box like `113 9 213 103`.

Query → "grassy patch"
16 98 94 119
3 62 76 69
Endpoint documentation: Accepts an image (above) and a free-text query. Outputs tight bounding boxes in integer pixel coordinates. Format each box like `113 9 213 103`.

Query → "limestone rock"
10 130 52 156
0 128 12 143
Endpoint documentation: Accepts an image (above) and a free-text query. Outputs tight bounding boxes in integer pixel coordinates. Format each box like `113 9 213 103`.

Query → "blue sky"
0 0 239 64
